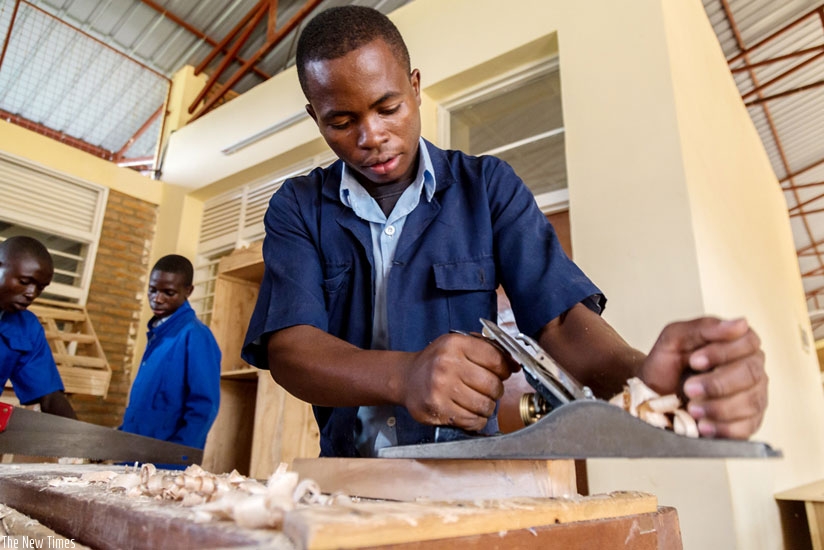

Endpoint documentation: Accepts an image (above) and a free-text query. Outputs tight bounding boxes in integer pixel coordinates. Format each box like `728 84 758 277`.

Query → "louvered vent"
0 153 103 239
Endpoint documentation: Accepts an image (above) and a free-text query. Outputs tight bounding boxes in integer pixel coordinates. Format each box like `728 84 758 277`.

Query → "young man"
0 236 75 419
120 255 220 450
242 6 768 458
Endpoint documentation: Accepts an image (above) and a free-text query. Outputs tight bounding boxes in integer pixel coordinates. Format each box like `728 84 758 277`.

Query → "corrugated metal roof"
0 0 412 165
702 0 824 337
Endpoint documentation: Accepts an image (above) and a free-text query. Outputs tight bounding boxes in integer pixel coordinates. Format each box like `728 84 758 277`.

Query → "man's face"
147 270 192 319
0 254 53 314
303 38 422 188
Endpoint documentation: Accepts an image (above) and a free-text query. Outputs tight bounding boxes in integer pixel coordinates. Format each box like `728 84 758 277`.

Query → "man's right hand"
401 333 518 431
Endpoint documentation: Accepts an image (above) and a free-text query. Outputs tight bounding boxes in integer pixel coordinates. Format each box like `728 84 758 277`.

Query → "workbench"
0 463 682 549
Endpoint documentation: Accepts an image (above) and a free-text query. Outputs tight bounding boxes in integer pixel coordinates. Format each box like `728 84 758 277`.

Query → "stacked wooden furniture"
202 241 320 478
27 298 111 398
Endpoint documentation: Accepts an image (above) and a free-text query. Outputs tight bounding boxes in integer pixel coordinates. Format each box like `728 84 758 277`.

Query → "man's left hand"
638 317 768 439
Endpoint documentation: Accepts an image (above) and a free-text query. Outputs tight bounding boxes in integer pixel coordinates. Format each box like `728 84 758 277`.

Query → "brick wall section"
69 190 157 426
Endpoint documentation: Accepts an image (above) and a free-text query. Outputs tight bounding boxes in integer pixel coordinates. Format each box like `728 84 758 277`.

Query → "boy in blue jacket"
0 236 75 419
120 255 220 450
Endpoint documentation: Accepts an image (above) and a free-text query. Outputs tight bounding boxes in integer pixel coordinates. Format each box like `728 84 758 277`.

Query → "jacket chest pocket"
433 257 497 331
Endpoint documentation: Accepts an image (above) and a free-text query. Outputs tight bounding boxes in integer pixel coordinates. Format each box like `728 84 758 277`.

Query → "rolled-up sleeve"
242 179 329 368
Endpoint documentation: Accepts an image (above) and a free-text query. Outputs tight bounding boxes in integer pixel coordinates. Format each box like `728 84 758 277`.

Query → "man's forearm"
537 303 646 398
267 325 412 407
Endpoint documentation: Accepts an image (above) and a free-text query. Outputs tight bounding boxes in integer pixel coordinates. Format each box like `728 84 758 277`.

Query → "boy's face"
0 254 53 314
147 270 192 319
303 38 422 188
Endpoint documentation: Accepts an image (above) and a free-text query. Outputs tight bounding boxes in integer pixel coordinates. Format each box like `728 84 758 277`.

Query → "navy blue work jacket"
243 140 603 457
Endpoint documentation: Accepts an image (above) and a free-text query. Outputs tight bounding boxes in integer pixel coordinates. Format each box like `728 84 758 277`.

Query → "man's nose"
358 115 388 149
23 284 37 299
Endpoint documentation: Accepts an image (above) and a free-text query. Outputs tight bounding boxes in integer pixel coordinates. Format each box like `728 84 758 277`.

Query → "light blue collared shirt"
339 137 436 456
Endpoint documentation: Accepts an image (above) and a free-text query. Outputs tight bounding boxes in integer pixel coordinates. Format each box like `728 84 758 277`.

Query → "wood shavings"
73 462 353 530
609 377 699 438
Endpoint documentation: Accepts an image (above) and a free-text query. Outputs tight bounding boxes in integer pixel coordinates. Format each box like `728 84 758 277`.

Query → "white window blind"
439 58 569 214
193 153 334 321
0 151 107 304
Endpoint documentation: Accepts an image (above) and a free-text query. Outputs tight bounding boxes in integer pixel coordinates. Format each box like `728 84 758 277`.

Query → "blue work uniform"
242 140 604 457
0 310 64 404
120 301 221 450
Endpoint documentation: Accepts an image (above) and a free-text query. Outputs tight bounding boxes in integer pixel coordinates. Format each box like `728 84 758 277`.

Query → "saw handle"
0 404 12 433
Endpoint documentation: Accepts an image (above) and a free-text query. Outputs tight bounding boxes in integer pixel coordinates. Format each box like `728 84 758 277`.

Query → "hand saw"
379 319 781 459
0 403 202 465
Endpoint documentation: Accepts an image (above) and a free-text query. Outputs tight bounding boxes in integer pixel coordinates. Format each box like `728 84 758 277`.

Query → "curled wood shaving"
62 462 354 530
46 462 352 530
609 377 699 438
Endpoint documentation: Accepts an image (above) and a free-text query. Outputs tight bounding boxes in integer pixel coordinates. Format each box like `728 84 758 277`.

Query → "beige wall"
557 0 824 548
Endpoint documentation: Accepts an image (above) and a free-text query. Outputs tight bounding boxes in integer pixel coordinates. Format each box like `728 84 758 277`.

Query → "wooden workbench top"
0 463 681 549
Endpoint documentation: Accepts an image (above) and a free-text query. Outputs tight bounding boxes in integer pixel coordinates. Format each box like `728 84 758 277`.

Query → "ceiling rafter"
138 0 272 82
188 0 324 121
720 0 824 310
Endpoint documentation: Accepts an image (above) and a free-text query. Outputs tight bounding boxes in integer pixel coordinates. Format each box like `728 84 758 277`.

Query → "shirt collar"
339 137 437 216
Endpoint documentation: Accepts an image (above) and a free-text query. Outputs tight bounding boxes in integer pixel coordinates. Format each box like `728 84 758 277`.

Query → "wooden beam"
291 458 577 502
284 491 660 549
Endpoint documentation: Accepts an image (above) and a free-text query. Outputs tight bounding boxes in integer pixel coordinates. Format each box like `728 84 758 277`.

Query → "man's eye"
381 105 401 115
329 121 350 130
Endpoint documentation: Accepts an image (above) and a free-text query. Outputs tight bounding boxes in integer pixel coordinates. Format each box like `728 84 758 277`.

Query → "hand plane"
378 319 780 460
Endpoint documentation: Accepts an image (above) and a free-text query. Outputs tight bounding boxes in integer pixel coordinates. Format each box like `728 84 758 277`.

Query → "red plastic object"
0 404 13 432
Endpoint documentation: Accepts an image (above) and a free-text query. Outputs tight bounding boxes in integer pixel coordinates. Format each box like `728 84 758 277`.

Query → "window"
0 151 107 304
192 152 335 322
439 59 569 213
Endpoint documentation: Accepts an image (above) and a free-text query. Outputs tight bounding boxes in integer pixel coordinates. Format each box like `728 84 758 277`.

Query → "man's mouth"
365 155 400 176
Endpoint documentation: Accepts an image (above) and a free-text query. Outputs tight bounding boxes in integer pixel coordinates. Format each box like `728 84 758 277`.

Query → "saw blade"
0 404 202 465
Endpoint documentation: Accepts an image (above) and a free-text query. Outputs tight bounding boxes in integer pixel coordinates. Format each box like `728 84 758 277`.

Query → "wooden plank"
284 491 659 550
275 387 320 467
202 378 258 475
209 276 259 373
52 354 108 368
250 370 285 478
292 458 576 502
373 506 683 550
0 504 93 549
27 307 87 322
808 501 824 550
776 479 824 503
44 331 96 344
0 464 293 550
58 367 111 396
250 373 320 478
217 241 264 280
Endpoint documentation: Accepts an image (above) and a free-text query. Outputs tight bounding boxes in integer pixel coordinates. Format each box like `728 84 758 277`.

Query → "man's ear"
185 285 194 299
306 104 318 124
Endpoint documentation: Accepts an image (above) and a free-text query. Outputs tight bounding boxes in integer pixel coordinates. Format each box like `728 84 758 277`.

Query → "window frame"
436 57 569 214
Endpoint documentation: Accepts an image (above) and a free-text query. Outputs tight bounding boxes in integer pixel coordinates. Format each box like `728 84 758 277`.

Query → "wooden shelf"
220 368 259 380
203 241 319 478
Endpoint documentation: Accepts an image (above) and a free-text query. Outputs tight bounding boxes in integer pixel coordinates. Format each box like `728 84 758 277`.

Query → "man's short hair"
0 236 53 270
152 254 194 287
296 5 411 97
